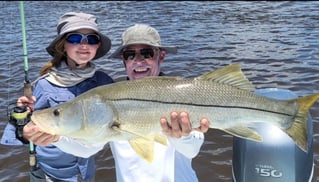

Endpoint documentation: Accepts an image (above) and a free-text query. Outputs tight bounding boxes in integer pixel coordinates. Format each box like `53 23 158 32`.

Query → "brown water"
1 1 319 181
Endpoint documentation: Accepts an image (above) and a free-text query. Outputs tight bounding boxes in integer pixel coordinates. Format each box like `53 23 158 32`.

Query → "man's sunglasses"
122 48 157 61
65 33 100 45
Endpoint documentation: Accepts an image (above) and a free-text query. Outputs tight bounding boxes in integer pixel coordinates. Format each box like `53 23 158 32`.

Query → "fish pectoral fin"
224 127 263 142
114 124 167 146
127 134 167 163
129 137 154 163
152 134 168 146
72 138 95 147
114 124 155 139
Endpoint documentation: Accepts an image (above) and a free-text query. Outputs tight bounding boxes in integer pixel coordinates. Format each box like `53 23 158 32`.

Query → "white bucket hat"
46 12 111 60
110 24 177 59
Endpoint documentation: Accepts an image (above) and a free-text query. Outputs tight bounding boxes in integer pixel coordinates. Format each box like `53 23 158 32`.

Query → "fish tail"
285 93 319 152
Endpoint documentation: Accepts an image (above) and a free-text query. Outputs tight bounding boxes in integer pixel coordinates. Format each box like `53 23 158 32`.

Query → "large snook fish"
31 64 319 162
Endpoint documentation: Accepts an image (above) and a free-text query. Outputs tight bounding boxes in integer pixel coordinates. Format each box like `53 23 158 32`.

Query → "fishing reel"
8 104 31 143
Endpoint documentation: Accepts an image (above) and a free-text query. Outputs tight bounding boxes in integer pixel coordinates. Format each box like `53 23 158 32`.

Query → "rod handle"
24 81 32 98
29 153 36 167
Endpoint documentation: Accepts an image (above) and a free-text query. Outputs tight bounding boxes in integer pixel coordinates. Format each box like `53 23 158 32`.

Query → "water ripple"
1 1 319 181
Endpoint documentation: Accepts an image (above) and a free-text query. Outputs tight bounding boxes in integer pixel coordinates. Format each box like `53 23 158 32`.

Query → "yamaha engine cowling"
232 88 314 182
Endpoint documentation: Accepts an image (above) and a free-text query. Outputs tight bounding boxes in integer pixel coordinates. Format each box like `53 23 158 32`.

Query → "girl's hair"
40 37 67 76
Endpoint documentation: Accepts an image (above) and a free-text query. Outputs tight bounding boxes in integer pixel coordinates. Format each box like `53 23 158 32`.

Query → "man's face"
121 44 166 80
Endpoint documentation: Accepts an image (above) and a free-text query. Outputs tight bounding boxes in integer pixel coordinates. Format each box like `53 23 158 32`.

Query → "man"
107 23 209 182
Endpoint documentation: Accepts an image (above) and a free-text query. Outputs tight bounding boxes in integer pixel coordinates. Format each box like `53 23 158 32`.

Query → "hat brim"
46 31 111 60
109 44 178 59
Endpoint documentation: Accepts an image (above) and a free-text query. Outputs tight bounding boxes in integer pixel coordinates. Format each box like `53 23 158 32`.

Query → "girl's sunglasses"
122 48 157 61
65 33 100 45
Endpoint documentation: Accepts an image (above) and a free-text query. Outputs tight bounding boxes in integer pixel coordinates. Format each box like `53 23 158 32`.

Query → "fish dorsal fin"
195 64 255 91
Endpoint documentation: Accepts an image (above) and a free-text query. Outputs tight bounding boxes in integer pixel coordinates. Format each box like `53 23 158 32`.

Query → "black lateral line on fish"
112 98 294 117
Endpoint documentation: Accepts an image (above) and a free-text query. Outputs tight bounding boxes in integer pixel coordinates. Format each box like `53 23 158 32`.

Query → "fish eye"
111 122 120 129
53 109 60 116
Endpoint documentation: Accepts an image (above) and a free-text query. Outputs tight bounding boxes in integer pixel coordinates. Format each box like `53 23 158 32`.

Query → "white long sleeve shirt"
53 131 204 182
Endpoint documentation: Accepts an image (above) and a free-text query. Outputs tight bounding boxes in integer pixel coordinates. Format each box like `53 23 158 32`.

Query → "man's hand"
23 121 59 146
160 111 209 138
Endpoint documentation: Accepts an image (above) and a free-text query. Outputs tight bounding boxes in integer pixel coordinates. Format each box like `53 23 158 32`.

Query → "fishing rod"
8 1 35 168
20 1 32 98
9 1 36 168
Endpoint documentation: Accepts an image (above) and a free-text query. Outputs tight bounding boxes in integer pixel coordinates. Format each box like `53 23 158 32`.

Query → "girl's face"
64 28 101 69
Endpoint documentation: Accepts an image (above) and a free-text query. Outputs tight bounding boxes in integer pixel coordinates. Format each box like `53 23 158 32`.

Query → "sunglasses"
122 48 157 61
65 33 100 45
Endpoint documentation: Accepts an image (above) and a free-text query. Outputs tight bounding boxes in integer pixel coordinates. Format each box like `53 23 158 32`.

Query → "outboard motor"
232 88 314 182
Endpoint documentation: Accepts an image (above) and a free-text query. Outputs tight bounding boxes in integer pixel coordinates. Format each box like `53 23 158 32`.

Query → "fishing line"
19 1 36 167
6 4 15 111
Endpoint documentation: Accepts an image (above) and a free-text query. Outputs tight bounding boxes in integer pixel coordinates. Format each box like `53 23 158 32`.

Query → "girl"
1 12 113 182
